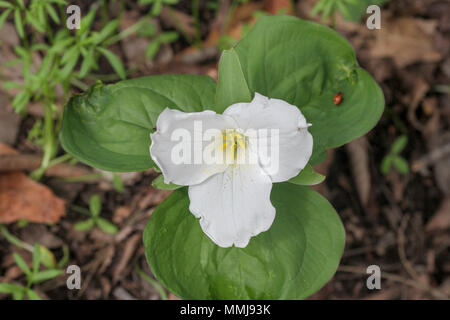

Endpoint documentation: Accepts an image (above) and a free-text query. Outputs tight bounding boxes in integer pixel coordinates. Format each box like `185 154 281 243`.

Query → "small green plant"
0 243 63 300
74 195 118 235
311 0 388 23
381 135 409 175
0 1 139 180
136 20 179 60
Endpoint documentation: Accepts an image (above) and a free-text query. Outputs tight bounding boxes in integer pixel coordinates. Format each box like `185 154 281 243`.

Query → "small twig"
338 265 449 299
412 143 450 173
0 154 91 178
397 216 420 281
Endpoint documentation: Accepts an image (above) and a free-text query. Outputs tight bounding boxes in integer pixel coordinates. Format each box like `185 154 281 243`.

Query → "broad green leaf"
230 16 384 165
152 175 182 190
60 75 217 172
74 219 95 231
215 49 252 113
144 183 345 299
288 164 325 186
13 253 31 276
89 195 101 217
96 218 118 235
97 47 126 80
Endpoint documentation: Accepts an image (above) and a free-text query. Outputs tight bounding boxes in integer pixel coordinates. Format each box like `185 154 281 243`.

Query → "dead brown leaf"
0 143 65 224
368 17 442 68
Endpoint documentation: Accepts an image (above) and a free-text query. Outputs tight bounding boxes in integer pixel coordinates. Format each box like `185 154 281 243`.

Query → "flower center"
221 129 247 164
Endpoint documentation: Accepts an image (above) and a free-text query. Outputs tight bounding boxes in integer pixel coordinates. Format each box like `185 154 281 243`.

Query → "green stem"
0 225 34 252
135 266 168 300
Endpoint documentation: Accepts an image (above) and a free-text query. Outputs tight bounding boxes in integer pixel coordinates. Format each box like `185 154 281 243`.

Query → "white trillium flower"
150 93 313 248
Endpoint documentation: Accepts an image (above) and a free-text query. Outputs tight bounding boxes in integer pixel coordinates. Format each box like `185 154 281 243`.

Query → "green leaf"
46 3 60 24
60 75 216 172
112 173 124 192
78 7 95 37
391 135 408 154
89 194 101 217
79 48 95 78
26 11 45 33
215 49 252 113
0 283 24 294
32 243 41 274
152 174 181 190
96 218 118 235
14 9 24 39
145 40 160 60
0 8 12 30
26 289 41 300
159 31 178 43
38 245 57 269
97 47 126 80
74 219 95 231
32 269 63 284
392 156 409 174
230 16 384 165
288 164 325 185
144 183 345 299
0 1 13 8
92 19 119 45
13 253 31 276
380 155 393 175
151 0 163 16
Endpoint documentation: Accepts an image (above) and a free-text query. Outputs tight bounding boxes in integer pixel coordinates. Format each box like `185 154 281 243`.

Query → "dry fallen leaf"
0 143 65 224
368 17 442 68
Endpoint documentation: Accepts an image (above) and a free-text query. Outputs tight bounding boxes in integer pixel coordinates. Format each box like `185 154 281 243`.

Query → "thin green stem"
135 266 168 300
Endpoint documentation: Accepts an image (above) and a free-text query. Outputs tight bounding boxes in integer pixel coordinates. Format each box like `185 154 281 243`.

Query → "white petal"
150 108 236 186
188 164 275 248
224 93 313 182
